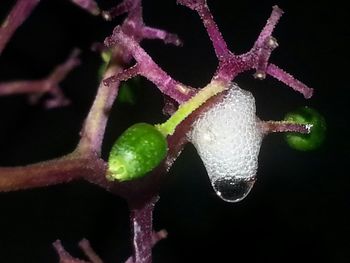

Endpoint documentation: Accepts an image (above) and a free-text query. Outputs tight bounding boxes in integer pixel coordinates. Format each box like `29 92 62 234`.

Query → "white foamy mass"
189 83 263 202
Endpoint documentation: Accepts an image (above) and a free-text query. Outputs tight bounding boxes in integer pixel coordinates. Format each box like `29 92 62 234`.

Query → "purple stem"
78 239 104 263
125 230 168 263
0 49 80 108
103 64 139 85
254 36 278 79
105 28 193 103
250 6 282 79
266 63 314 99
102 0 142 27
77 62 122 155
0 0 40 55
48 49 81 83
0 80 48 95
177 0 230 58
0 153 107 192
254 6 284 48
53 230 167 263
260 120 311 135
53 240 90 263
207 5 314 99
124 0 142 25
102 0 138 20
215 5 283 81
129 199 157 263
141 27 182 46
70 0 100 15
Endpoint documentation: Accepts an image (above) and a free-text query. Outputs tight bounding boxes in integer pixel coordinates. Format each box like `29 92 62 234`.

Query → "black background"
0 0 348 262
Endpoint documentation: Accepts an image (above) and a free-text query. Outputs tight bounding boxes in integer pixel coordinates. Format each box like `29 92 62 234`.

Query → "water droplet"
212 177 256 202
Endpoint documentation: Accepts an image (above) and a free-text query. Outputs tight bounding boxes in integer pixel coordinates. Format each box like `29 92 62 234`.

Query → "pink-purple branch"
0 0 99 56
174 2 313 99
53 229 167 263
103 0 181 48
124 230 167 263
141 27 182 46
128 200 156 263
102 0 189 104
104 64 140 84
247 6 312 98
0 49 80 108
254 6 284 48
70 0 100 16
48 49 81 83
249 6 282 79
54 240 90 263
266 63 314 99
119 0 142 24
0 79 46 95
0 0 40 55
0 153 107 192
177 0 230 58
253 36 278 79
105 28 193 103
102 0 139 21
79 0 186 155
78 239 104 263
77 61 122 155
260 120 311 135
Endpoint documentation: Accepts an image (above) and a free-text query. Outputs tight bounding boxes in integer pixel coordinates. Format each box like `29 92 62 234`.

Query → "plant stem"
129 199 157 263
0 0 40 55
155 80 227 136
77 58 122 155
0 153 106 192
260 120 311 135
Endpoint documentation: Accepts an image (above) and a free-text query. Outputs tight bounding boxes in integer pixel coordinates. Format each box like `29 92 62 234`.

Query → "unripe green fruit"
107 123 168 181
284 107 326 151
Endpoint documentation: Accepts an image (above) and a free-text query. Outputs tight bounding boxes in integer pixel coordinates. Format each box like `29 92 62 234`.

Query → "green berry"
108 123 168 181
284 107 326 151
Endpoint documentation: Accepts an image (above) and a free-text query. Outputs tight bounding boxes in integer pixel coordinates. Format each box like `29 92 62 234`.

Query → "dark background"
0 0 348 262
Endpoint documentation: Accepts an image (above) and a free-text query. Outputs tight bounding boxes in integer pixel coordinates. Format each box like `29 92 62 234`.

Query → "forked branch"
0 49 81 108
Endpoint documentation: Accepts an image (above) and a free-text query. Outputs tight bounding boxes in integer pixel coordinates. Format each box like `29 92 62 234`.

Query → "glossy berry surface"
108 123 168 181
284 107 326 151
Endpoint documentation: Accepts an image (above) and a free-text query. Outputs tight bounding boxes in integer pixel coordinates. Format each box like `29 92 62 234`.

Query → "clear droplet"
212 177 256 202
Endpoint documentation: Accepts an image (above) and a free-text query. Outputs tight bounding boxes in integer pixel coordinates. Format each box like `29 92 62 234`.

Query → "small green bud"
117 77 139 105
101 50 112 63
98 50 112 80
284 107 326 151
108 123 168 181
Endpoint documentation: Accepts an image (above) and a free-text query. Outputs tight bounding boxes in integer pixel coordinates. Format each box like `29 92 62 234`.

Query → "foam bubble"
189 83 263 202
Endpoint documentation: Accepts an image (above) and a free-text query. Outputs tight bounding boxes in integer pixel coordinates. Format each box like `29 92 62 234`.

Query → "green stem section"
155 81 227 136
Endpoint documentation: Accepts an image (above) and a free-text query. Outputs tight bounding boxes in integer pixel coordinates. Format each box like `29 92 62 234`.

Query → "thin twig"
0 153 107 192
0 0 40 55
260 120 312 135
70 0 100 15
53 240 90 263
0 49 81 108
79 239 104 263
